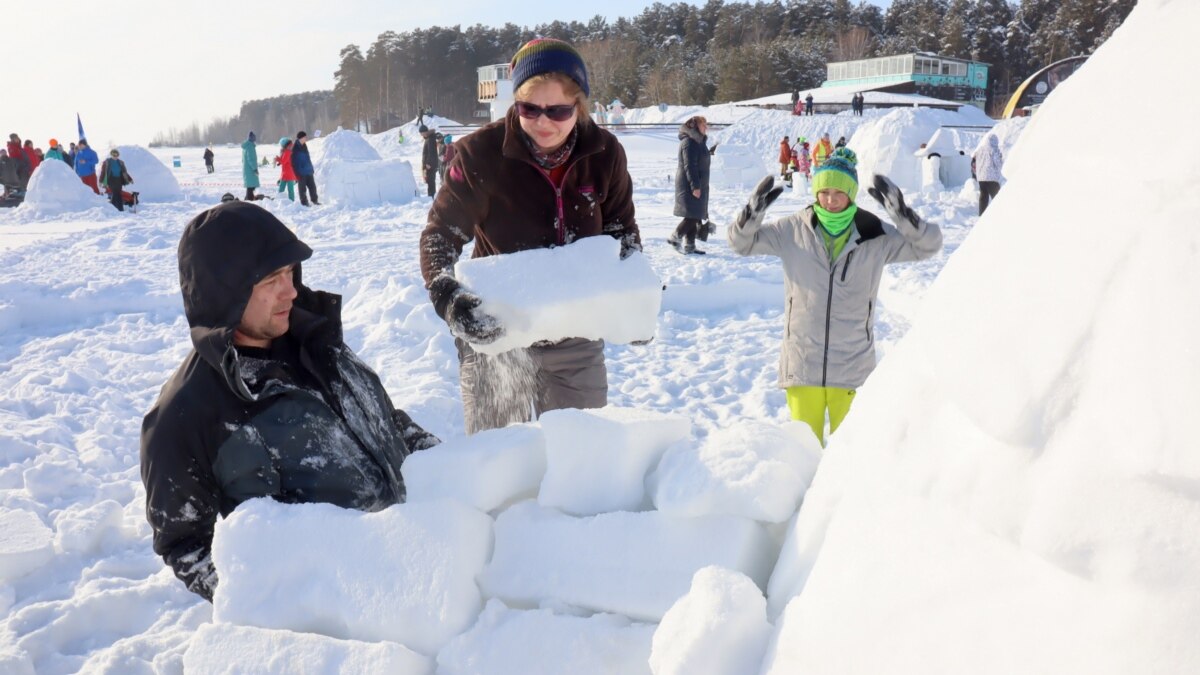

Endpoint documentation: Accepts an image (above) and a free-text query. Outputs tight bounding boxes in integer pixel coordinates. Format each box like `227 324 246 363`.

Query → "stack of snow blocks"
187 407 821 675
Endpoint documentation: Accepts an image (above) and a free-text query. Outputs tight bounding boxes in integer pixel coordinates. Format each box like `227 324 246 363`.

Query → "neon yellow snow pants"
786 386 855 446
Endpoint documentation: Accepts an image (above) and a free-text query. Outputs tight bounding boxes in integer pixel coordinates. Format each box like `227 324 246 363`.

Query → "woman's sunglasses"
515 101 576 122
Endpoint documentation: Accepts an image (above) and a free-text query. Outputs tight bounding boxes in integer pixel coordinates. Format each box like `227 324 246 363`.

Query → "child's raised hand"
735 176 784 230
867 174 919 229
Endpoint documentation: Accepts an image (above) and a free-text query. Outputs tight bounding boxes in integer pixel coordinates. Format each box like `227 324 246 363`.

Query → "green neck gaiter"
813 203 857 237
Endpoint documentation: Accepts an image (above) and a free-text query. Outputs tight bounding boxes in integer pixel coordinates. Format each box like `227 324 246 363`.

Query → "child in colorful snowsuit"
727 148 942 445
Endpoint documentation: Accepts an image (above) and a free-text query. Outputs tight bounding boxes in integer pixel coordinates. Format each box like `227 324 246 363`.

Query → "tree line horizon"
151 0 1133 147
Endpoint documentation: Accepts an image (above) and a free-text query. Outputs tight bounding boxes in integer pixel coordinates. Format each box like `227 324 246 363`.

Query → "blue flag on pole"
77 113 86 142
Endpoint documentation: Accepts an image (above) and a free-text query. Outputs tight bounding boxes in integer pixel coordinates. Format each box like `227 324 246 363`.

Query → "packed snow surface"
1 2 1197 671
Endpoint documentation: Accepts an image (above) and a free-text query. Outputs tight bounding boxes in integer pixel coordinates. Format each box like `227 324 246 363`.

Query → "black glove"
867 174 920 229
428 275 504 344
734 176 784 231
393 410 441 452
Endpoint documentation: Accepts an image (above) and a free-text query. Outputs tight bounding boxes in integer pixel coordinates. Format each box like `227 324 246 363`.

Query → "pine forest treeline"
153 0 1134 144
150 91 340 147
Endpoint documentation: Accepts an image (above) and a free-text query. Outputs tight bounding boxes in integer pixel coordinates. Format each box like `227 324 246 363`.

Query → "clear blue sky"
5 0 890 147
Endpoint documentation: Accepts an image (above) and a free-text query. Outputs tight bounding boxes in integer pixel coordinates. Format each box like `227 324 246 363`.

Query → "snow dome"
20 158 104 215
311 128 417 207
113 145 183 203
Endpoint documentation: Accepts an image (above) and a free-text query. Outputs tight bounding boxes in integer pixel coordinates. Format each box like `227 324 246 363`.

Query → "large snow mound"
19 159 104 215
115 145 184 202
761 0 1200 672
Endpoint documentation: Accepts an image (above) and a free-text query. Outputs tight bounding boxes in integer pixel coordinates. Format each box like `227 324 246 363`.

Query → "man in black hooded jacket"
140 201 439 601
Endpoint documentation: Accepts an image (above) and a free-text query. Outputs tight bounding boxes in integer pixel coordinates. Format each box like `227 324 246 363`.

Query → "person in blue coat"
289 131 319 206
74 138 100 194
242 132 265 201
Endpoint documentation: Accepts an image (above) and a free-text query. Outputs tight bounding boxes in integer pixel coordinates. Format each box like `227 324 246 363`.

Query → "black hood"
177 201 312 368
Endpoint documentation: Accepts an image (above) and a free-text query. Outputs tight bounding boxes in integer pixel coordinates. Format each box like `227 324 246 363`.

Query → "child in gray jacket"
728 148 942 444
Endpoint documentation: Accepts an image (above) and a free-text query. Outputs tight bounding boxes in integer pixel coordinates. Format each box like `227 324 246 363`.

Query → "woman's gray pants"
455 337 607 434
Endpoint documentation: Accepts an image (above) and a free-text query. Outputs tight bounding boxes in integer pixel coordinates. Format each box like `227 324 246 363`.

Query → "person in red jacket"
779 136 792 180
274 137 297 201
7 134 31 188
23 140 41 173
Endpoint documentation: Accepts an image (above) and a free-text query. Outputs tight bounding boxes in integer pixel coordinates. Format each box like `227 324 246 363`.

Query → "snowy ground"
6 2 1196 664
0 108 977 672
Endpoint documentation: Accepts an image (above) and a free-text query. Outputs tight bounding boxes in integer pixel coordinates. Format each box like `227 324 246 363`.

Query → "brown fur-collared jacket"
420 107 640 287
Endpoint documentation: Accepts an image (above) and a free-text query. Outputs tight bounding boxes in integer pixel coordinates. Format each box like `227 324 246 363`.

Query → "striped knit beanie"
510 38 590 97
812 147 859 202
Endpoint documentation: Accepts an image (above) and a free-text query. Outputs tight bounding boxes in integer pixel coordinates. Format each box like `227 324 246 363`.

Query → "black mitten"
867 174 920 229
428 276 504 344
733 176 784 230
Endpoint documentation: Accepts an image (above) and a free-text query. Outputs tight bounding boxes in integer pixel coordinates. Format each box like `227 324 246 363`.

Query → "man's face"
234 264 297 348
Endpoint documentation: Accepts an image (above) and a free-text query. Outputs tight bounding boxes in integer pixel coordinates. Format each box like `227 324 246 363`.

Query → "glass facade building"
825 53 990 109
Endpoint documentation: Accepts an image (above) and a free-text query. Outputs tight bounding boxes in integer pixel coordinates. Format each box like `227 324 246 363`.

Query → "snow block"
212 498 492 655
403 424 546 512
115 145 184 202
438 599 655 675
454 236 662 355
312 129 416 207
20 159 103 215
183 623 432 675
539 407 691 516
651 420 821 523
0 508 54 582
649 566 771 675
478 501 775 622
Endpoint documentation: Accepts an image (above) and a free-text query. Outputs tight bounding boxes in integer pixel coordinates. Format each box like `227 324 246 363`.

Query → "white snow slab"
183 623 432 675
311 128 417 207
20 159 103 215
317 158 417 207
764 1 1200 671
0 508 54 582
478 501 775 622
212 498 492 655
403 424 546 512
454 236 662 354
115 145 184 202
650 420 821 523
649 566 771 675
539 407 691 516
437 599 655 675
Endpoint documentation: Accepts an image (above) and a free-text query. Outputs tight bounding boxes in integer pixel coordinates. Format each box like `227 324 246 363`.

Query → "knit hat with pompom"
812 147 859 202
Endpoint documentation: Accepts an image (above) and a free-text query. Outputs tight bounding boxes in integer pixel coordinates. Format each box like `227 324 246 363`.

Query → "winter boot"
683 231 705 255
667 232 683 253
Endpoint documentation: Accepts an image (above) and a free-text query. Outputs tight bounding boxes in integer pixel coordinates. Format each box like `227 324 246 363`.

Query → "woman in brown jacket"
420 38 642 434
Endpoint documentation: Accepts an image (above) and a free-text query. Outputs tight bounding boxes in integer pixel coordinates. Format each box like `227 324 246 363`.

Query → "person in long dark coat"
668 116 717 255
